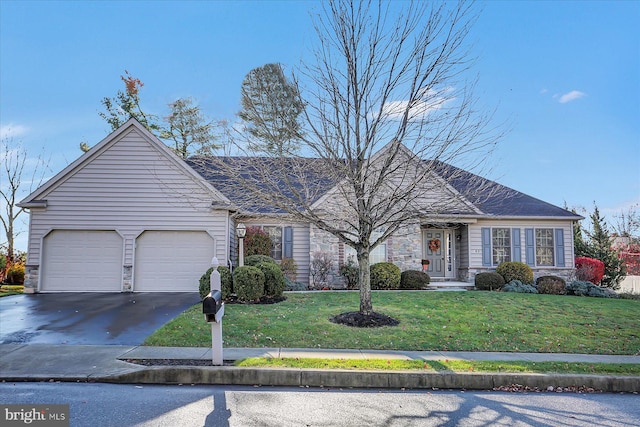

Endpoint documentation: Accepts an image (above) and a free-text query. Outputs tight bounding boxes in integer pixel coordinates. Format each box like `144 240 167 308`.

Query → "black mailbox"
203 291 223 323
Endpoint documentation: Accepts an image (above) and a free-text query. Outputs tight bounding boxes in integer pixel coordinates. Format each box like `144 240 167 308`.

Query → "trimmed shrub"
339 257 359 290
496 261 534 284
575 257 605 284
244 226 273 257
255 261 286 298
536 275 566 295
199 266 233 300
233 266 265 302
474 272 505 291
284 277 307 291
370 262 401 290
280 257 298 281
502 280 538 293
400 270 430 289
245 255 277 267
566 280 616 298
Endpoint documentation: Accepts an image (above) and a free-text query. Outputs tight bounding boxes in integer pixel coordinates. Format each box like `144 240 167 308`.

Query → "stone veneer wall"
309 221 425 287
389 222 423 272
23 265 38 293
123 265 133 292
309 225 342 287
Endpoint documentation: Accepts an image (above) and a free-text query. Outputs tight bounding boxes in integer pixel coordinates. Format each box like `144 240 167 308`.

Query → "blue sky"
1 0 639 251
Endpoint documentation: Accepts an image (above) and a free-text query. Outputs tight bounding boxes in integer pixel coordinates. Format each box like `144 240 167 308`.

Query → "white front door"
422 229 454 278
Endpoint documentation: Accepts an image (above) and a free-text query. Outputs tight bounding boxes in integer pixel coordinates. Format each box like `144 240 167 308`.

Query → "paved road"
0 293 200 345
1 383 638 426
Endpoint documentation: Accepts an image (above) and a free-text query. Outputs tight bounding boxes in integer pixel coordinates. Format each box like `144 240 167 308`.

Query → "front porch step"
427 280 475 290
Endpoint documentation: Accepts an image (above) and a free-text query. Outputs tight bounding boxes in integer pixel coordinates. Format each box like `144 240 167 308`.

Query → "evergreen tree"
160 97 222 159
238 63 304 155
577 205 626 289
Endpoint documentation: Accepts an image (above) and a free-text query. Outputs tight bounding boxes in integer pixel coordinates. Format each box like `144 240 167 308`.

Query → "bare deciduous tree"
612 204 640 242
203 0 501 319
1 137 50 261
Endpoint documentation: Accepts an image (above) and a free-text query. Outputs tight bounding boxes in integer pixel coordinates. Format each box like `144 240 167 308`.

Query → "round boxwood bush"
502 279 538 293
245 255 277 267
370 262 401 290
255 261 286 298
400 270 430 289
535 275 566 295
496 261 534 284
474 272 505 291
199 266 233 300
233 266 265 302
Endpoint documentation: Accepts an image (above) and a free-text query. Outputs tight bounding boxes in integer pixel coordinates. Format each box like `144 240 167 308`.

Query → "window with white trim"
345 228 387 264
249 225 284 260
492 228 511 265
535 228 554 266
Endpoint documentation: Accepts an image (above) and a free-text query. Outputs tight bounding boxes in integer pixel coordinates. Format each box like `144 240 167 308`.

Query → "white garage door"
42 230 123 292
134 231 215 292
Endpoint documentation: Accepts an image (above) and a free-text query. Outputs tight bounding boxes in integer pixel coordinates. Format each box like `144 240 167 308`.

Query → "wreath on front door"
428 238 441 252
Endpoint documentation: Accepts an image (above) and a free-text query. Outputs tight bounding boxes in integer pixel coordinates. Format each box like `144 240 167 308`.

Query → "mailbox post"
202 257 224 365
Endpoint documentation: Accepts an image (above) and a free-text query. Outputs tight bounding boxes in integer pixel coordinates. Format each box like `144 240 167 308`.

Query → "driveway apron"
0 293 200 345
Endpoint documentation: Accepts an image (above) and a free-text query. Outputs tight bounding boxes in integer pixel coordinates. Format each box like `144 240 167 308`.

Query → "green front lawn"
144 291 640 355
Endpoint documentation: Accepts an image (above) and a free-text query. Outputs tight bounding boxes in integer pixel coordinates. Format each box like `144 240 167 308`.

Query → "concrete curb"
90 367 640 393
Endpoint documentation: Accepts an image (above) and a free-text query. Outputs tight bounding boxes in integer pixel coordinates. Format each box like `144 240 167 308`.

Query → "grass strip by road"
235 357 640 376
144 291 640 355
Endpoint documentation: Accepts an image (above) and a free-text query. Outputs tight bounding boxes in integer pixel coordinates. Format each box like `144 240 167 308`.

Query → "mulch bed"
329 311 400 328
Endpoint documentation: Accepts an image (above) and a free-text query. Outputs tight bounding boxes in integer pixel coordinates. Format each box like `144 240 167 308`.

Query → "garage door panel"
42 230 123 292
134 231 214 292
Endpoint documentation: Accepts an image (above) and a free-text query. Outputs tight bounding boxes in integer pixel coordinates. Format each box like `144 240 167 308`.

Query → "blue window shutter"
555 228 565 267
512 228 521 262
525 228 535 266
283 226 293 259
481 227 491 266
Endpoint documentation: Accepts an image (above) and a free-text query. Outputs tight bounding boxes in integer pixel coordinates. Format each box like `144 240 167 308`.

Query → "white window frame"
491 227 511 266
345 228 387 264
253 225 283 260
535 228 554 266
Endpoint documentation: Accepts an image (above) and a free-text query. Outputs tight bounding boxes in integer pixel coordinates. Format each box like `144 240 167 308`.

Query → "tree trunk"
357 249 372 315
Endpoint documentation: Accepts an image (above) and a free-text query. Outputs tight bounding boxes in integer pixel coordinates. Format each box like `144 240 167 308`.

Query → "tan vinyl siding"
469 219 575 268
25 128 228 267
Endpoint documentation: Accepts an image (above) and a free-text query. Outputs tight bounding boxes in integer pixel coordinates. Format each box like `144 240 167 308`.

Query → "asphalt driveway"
0 292 200 345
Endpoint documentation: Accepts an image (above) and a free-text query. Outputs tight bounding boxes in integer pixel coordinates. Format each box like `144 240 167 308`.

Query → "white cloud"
557 90 587 104
539 88 548 94
380 88 454 121
0 124 28 139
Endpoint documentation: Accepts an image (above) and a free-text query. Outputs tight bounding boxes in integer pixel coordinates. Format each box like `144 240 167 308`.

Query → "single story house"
19 119 582 292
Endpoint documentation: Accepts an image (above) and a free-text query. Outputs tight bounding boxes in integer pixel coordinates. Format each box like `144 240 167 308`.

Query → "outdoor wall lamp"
236 223 246 266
